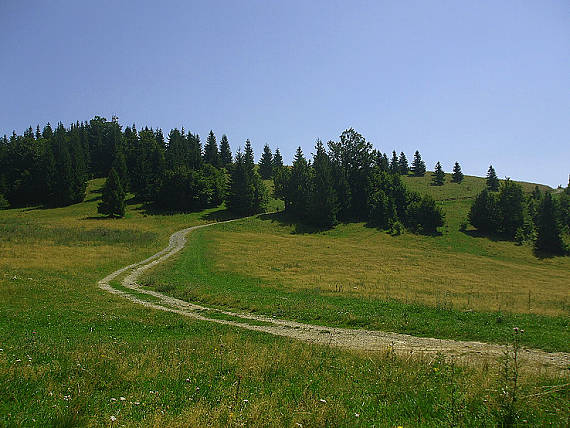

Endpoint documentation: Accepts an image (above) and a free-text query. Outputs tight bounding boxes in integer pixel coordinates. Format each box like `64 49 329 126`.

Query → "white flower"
110 415 117 422
319 399 327 403
120 396 126 401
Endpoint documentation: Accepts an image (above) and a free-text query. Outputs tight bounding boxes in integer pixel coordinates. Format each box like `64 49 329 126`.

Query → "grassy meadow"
143 174 570 352
1 177 569 426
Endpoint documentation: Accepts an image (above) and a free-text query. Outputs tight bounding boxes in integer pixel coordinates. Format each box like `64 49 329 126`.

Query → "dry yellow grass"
208 220 570 316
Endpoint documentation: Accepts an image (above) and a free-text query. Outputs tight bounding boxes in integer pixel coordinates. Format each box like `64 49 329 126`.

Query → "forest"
1 116 568 254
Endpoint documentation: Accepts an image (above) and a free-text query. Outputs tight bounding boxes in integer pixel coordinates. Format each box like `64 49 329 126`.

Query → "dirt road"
98 218 570 372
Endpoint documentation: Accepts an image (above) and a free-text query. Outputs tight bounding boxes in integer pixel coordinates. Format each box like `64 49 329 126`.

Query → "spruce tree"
272 148 283 176
309 140 337 227
258 144 273 179
226 142 267 215
398 152 408 175
389 151 399 174
288 147 311 219
451 161 464 183
203 130 219 167
432 161 445 186
219 134 232 167
534 193 565 254
111 147 128 191
98 168 125 218
411 150 426 176
486 165 499 191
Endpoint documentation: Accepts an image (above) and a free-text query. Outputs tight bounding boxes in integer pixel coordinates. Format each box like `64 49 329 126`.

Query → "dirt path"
98 218 570 372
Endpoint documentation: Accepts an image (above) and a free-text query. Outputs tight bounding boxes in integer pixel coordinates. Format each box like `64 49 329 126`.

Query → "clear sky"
1 1 568 187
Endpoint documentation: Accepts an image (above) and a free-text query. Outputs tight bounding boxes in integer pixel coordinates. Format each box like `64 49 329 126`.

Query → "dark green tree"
226 142 267 216
534 193 565 254
111 146 128 191
432 161 445 186
203 130 219 167
497 179 524 238
468 189 499 233
411 150 426 177
486 165 499 191
258 144 273 179
272 148 283 176
309 140 337 227
451 162 464 183
407 194 445 233
389 151 399 174
287 147 311 219
219 134 232 167
398 152 409 175
98 168 125 218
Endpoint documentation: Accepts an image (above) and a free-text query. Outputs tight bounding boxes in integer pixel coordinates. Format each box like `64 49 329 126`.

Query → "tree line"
270 129 445 233
468 166 569 255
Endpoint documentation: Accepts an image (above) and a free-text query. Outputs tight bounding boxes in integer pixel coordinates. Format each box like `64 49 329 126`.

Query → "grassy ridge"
1 179 568 426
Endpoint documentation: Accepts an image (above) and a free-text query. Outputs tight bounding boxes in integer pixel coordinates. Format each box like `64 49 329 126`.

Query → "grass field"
143 175 569 352
1 178 569 426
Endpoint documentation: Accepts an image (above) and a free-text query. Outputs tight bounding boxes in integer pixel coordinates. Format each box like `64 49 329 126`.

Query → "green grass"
143 224 569 352
1 178 568 426
143 174 569 352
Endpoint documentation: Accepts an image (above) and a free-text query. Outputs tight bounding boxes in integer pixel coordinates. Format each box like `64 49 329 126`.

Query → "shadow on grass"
201 209 241 222
258 211 335 234
461 229 512 242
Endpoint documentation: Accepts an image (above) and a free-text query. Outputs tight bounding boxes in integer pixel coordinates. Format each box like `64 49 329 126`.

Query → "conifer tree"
111 147 128 191
98 167 125 218
272 148 283 176
226 142 267 215
203 130 219 167
432 161 445 186
258 144 273 179
398 152 408 175
389 151 399 174
288 147 311 219
534 193 565 254
411 150 426 176
486 165 499 191
309 140 337 227
219 134 232 167
451 162 464 183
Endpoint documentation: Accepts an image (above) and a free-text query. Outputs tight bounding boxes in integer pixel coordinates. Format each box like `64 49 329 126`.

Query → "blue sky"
1 0 568 186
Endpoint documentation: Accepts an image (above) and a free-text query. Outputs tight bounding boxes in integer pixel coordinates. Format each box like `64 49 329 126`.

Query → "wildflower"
110 415 116 422
110 398 117 402
120 397 126 401
243 399 249 403
355 413 360 417
319 399 327 403
513 327 519 333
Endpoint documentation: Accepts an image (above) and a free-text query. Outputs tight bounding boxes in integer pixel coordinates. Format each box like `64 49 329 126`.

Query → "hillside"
143 174 569 352
1 178 568 426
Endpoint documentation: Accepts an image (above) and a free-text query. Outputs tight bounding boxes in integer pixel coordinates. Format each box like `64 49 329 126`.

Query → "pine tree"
258 144 273 179
272 148 284 176
203 130 219 167
98 168 125 218
288 147 311 219
411 150 426 177
309 140 337 227
486 165 499 191
432 161 445 186
398 152 408 175
389 151 399 174
451 162 464 183
534 193 565 254
219 134 232 167
111 147 128 191
226 142 267 215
